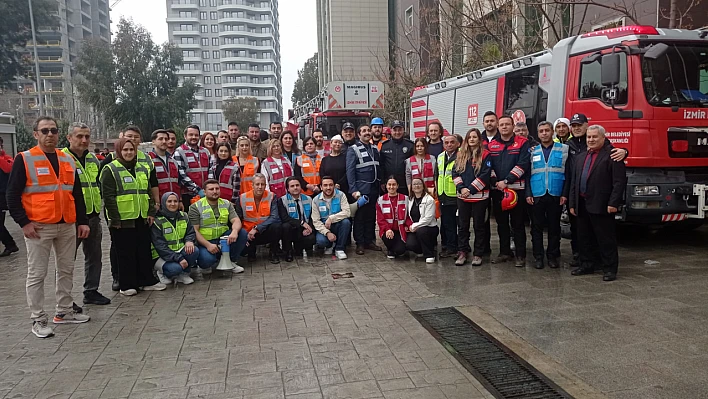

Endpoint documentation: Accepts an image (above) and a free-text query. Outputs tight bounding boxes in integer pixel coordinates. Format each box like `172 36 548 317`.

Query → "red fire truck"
410 25 708 227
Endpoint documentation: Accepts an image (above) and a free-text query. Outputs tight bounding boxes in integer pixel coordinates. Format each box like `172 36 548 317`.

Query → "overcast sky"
110 0 318 117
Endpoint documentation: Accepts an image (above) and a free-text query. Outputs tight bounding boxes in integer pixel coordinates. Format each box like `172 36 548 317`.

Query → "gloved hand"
356 195 369 207
198 189 206 197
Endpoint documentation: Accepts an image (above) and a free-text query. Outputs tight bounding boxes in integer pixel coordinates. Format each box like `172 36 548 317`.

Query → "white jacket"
408 194 437 230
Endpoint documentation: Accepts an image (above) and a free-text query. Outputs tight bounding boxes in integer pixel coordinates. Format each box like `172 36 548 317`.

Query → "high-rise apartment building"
8 0 111 124
166 0 282 131
316 0 390 87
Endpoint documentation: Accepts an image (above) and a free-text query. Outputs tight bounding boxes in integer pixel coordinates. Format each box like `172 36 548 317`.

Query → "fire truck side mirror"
601 53 621 87
644 43 669 60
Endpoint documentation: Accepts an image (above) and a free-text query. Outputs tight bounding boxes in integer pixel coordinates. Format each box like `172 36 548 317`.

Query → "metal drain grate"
412 307 573 399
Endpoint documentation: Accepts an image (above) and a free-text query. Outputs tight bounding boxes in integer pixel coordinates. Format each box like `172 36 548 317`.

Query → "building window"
214 76 221 84
199 11 207 20
213 50 220 59
182 63 196 70
182 50 195 58
205 89 212 97
213 63 220 72
205 101 213 109
179 24 193 31
178 11 192 18
201 37 209 46
210 11 217 19
204 76 211 84
216 101 222 108
405 6 413 29
180 37 196 44
202 50 210 59
211 24 218 33
198 0 206 6
212 38 219 46
200 25 208 33
207 113 222 130
203 63 210 72
209 0 216 6
215 89 222 97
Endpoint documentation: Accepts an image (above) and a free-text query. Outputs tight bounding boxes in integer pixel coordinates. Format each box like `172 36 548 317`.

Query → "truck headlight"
634 185 659 196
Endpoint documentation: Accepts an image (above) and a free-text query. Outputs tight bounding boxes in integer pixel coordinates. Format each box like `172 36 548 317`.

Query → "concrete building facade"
316 0 390 87
166 0 282 131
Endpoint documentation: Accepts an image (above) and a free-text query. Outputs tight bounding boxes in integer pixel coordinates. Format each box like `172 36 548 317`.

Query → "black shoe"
571 267 594 276
356 245 365 255
534 259 544 269
569 253 580 267
269 252 280 264
0 245 19 257
111 278 120 292
548 258 560 269
285 251 294 262
314 247 325 257
515 257 526 268
492 254 512 264
439 249 456 258
72 302 83 314
603 272 617 282
364 243 382 251
386 250 395 259
83 290 111 305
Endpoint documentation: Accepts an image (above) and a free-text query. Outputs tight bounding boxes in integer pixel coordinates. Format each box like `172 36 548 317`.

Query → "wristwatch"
503 179 509 184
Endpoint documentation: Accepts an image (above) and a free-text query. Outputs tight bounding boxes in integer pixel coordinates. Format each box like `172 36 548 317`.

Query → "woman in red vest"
261 139 293 197
208 143 241 203
405 138 436 196
295 136 322 197
200 132 217 157
376 176 409 259
233 136 259 194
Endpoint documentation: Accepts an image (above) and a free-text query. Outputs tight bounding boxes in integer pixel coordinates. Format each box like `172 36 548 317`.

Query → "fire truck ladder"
688 184 708 219
293 90 326 121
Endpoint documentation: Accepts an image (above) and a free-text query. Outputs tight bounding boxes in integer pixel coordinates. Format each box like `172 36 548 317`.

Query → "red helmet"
501 188 518 211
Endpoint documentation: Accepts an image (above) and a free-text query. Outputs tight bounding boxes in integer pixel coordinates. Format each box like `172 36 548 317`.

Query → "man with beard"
173 125 208 209
482 111 500 147
341 122 357 151
426 122 444 158
166 129 178 156
313 129 329 157
216 130 230 144
269 121 283 141
312 176 351 260
228 122 240 155
553 118 572 144
380 120 414 195
248 123 268 160
371 118 387 150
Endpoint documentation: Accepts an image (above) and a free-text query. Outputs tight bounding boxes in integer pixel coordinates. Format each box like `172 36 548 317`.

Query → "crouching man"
312 176 351 260
278 177 316 262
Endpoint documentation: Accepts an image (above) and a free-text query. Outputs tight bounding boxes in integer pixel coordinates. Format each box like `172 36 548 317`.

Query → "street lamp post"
28 0 44 115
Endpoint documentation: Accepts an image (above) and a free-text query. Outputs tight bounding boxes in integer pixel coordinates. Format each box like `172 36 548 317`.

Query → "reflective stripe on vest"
297 154 322 195
353 143 378 169
103 160 150 220
62 149 101 214
150 213 188 259
217 163 237 200
436 153 456 197
407 155 435 188
240 191 273 231
149 151 180 197
262 157 292 197
21 146 77 224
377 194 408 241
195 197 230 240
177 144 209 187
314 190 342 222
530 142 568 197
280 193 312 220
236 155 258 194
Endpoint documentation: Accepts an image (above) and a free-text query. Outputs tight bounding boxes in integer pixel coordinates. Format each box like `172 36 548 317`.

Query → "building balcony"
27 40 62 47
219 42 275 52
166 16 199 23
221 69 276 77
177 68 201 74
220 56 275 64
222 81 278 89
175 42 201 49
171 29 199 36
217 2 273 12
183 56 201 62
218 17 273 26
218 30 273 38
35 56 63 63
170 1 199 10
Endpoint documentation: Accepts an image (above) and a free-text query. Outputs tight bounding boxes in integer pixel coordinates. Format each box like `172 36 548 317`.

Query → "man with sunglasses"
6 116 91 338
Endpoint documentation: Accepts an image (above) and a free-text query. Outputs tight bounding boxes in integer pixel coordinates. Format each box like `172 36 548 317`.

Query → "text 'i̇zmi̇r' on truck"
288 81 385 146
411 25 708 230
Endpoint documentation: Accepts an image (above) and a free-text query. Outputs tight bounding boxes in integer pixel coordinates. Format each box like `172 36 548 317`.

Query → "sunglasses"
38 128 59 135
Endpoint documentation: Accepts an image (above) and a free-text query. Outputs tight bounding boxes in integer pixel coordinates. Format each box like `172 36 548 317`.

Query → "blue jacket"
346 141 380 198
527 142 570 198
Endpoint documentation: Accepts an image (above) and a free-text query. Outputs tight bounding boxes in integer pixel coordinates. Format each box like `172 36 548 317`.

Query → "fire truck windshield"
641 43 708 107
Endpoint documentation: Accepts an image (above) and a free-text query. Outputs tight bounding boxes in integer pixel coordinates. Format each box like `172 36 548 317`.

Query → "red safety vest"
149 151 180 198
377 193 408 242
407 155 435 189
262 156 292 197
217 162 238 201
177 144 209 189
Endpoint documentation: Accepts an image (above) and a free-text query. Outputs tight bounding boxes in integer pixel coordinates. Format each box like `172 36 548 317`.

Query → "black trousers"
353 199 376 246
440 202 458 252
492 190 527 258
577 198 618 274
457 199 489 257
281 224 316 253
483 199 492 254
406 225 439 258
182 194 195 212
382 232 407 256
531 194 562 260
245 224 282 255
0 210 17 248
110 221 158 291
569 212 579 254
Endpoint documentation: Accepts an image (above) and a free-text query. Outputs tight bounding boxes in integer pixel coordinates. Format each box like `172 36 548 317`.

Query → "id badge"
123 176 134 183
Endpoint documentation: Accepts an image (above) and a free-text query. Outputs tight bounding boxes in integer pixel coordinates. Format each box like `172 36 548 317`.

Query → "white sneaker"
32 318 54 338
324 247 333 255
53 311 90 324
201 267 213 275
120 289 138 296
510 241 516 251
232 263 244 273
142 282 167 291
335 250 347 260
155 268 171 285
174 273 194 285
426 257 435 264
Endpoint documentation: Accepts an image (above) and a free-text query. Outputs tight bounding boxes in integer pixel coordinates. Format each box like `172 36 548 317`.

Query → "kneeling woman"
101 138 164 296
452 128 492 266
151 192 199 285
376 177 409 259
405 178 439 263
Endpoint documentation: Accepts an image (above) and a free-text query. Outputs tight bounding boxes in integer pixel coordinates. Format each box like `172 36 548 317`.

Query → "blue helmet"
371 117 384 126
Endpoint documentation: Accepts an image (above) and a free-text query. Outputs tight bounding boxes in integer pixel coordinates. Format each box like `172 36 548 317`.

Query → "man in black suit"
569 125 626 281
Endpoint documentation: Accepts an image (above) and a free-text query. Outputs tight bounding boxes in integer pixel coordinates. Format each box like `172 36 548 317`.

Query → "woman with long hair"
280 130 300 165
405 137 436 196
296 136 322 197
101 138 164 295
376 176 409 259
234 136 259 194
261 138 294 197
208 142 241 203
200 131 217 156
452 128 492 266
404 178 439 263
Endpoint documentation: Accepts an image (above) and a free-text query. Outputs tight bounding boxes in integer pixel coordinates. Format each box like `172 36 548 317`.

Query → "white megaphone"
215 236 235 271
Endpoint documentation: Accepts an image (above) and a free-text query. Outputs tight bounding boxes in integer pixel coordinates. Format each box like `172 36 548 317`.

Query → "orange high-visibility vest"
297 154 322 196
21 146 77 224
234 155 259 194
240 190 273 231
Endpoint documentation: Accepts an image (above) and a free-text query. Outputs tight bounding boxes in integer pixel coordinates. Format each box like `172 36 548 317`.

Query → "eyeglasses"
38 128 59 135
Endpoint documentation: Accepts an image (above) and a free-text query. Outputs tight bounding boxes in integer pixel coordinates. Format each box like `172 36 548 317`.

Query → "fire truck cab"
410 26 708 227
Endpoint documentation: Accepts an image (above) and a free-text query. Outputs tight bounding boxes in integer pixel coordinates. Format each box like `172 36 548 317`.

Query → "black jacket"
569 146 626 214
487 134 531 193
452 151 492 197
380 137 414 194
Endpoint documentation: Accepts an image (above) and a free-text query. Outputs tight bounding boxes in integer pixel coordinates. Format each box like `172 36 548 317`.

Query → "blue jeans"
197 229 249 268
315 219 351 251
162 248 200 278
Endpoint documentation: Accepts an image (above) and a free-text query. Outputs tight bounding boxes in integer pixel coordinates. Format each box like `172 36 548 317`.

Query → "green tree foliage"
291 53 319 106
15 122 35 152
0 0 55 88
75 18 197 142
222 97 259 132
